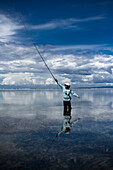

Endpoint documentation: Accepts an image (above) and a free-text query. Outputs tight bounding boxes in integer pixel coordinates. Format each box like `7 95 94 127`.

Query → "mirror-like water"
0 88 113 170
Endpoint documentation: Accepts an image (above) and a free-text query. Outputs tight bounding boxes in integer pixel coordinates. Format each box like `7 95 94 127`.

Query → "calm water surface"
0 88 113 170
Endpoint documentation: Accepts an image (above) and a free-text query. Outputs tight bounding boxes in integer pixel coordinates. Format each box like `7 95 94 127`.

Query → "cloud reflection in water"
0 89 113 169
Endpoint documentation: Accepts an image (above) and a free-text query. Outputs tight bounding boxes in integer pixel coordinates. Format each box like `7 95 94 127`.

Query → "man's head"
64 83 70 89
65 127 70 134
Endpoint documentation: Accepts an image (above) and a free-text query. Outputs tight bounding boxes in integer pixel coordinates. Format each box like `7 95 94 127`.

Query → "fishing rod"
16 11 56 81
40 130 60 160
41 118 80 159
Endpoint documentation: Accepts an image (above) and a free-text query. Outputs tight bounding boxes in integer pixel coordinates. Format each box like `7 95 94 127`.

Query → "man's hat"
64 83 70 86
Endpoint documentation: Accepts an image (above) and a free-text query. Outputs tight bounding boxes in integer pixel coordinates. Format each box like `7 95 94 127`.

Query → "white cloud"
1 73 39 85
0 42 113 87
0 14 23 42
29 16 105 30
0 42 46 73
0 13 105 44
0 15 113 88
30 22 57 30
48 44 105 52
0 12 112 87
46 54 77 68
70 16 105 23
0 59 36 66
61 78 71 84
46 78 55 85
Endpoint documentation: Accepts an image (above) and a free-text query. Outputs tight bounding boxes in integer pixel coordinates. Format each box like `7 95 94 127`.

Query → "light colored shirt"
63 116 79 130
57 117 79 136
57 81 78 101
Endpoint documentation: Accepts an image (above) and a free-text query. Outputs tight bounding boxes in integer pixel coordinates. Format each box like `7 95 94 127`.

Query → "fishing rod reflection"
41 108 80 160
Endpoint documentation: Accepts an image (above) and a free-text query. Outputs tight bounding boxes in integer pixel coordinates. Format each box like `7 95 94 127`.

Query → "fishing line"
15 8 56 81
40 131 59 160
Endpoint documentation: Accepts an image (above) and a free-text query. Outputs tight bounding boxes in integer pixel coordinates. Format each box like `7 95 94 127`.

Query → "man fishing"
41 80 80 160
54 78 80 113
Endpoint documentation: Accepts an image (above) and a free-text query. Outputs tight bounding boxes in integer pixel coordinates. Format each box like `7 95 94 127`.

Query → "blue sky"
0 0 113 87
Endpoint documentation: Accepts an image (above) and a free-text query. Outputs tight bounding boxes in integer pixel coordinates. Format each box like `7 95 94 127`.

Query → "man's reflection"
55 108 80 138
41 109 80 160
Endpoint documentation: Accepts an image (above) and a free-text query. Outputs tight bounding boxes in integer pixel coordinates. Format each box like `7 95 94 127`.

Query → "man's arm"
55 127 63 139
54 78 63 89
71 90 80 98
70 118 81 127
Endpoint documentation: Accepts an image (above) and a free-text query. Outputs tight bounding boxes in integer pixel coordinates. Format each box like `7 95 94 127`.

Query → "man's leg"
63 101 67 116
69 101 71 112
67 101 71 116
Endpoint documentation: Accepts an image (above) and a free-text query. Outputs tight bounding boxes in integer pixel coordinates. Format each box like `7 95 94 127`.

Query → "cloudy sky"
0 0 113 87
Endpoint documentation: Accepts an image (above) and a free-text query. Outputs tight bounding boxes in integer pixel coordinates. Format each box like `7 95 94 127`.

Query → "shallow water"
0 88 113 170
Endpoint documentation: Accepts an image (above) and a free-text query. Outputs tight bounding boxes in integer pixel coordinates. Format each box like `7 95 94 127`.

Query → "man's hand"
78 117 81 120
55 134 58 139
54 78 58 82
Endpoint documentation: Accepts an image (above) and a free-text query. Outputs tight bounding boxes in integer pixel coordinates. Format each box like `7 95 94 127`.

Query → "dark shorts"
63 101 71 116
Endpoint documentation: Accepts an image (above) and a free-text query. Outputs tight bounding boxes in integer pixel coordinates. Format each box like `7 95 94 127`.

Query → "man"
55 78 80 114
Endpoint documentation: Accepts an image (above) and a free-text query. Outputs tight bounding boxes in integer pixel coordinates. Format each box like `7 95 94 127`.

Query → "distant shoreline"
0 86 113 91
